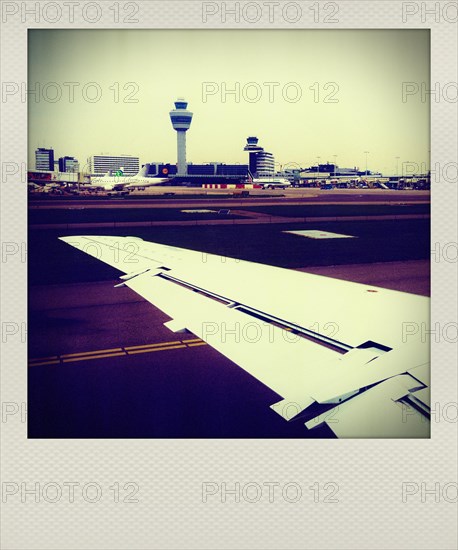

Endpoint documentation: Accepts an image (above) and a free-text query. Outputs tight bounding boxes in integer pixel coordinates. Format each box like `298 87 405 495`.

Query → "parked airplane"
88 164 170 191
59 235 430 438
252 176 292 189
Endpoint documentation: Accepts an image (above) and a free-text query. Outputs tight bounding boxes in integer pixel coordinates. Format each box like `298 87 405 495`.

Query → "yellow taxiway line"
61 348 123 358
124 340 181 351
126 344 187 355
28 338 207 366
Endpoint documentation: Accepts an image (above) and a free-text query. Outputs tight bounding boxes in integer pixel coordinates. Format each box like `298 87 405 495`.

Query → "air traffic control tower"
169 98 193 175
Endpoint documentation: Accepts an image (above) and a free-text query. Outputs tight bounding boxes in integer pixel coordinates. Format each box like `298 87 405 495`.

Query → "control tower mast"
169 98 193 176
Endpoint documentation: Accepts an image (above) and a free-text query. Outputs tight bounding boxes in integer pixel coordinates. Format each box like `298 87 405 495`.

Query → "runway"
29 195 429 230
29 187 430 210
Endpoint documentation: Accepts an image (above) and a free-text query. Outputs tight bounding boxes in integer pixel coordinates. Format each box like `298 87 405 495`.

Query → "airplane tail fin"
137 164 151 178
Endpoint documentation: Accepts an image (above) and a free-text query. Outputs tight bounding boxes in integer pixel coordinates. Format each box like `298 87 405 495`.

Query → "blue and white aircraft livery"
89 164 170 191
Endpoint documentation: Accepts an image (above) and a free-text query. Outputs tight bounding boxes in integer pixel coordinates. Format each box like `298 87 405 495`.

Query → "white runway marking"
285 230 356 239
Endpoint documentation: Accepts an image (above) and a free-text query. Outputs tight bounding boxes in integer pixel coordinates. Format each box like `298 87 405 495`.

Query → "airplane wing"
59 235 430 438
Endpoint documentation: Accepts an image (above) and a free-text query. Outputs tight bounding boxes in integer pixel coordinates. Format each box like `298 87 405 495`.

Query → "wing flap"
312 341 429 404
125 270 339 400
306 376 430 438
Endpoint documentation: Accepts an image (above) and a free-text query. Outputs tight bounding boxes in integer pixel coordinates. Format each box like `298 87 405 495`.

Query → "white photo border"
1 1 457 549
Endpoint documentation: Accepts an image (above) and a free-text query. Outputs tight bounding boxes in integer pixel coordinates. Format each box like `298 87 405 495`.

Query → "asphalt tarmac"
29 187 430 209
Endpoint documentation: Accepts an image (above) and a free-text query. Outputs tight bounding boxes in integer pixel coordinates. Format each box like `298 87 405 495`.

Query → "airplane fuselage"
253 177 292 189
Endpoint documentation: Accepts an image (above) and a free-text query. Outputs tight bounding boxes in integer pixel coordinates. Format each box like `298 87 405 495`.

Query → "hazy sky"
28 29 430 174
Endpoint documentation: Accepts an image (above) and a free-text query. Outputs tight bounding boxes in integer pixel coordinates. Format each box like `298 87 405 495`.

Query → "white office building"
87 155 140 176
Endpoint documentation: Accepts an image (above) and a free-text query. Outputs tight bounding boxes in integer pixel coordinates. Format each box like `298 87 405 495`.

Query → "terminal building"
87 154 140 176
304 163 377 177
146 162 251 185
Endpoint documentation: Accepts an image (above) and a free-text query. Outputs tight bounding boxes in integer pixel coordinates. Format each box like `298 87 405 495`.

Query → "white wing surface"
59 235 430 438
